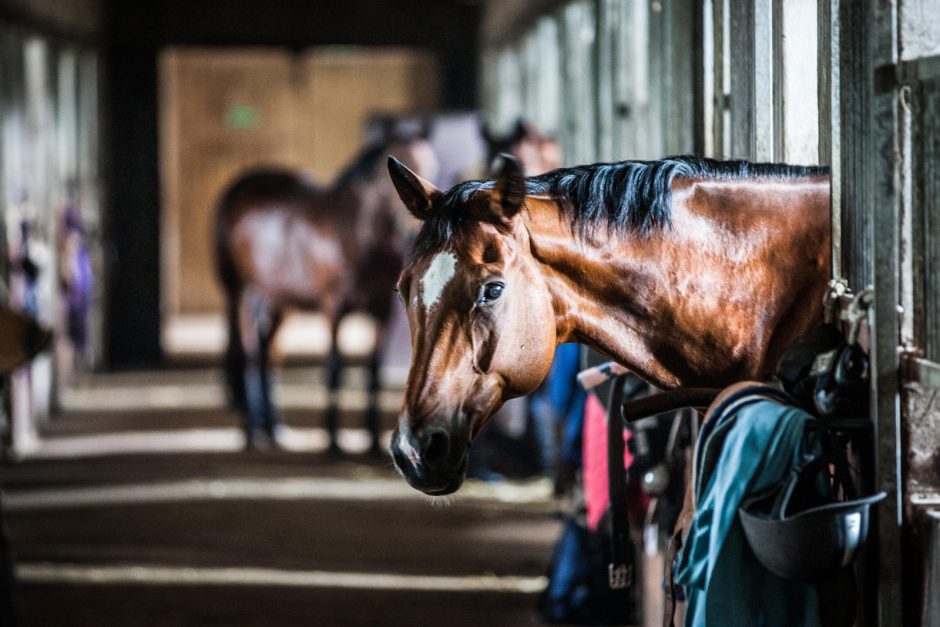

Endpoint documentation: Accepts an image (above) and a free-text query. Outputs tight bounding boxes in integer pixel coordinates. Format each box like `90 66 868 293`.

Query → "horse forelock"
410 180 491 261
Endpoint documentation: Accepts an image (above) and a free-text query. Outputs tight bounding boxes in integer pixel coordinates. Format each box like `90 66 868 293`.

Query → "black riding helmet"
738 456 886 582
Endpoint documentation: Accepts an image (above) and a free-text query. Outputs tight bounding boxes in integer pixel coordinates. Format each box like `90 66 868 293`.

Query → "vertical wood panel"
818 0 841 277
916 79 940 361
595 0 615 162
647 0 666 157
838 0 872 290
865 0 903 624
752 0 774 160
665 0 695 155
780 0 819 163
728 1 752 158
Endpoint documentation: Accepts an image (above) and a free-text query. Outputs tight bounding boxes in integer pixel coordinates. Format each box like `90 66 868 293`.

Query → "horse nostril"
422 430 450 468
390 440 410 472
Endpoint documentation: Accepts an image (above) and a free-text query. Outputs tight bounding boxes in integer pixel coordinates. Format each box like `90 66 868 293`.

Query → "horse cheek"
496 284 555 396
470 314 499 374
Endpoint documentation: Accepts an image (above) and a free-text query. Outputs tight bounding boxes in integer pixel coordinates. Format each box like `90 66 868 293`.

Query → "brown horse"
214 131 438 453
482 118 562 176
386 154 830 494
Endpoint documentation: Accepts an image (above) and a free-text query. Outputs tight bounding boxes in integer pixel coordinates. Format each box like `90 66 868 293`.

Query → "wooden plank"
818 0 841 278
666 0 695 155
838 0 872 290
752 0 774 160
915 78 940 361
865 0 904 624
728 0 776 159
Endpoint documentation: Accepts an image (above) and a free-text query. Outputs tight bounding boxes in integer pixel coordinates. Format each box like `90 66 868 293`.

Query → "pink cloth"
582 393 634 533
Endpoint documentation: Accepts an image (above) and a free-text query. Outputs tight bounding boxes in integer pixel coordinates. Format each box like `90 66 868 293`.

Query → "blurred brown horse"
386 153 830 494
482 118 562 176
214 130 438 453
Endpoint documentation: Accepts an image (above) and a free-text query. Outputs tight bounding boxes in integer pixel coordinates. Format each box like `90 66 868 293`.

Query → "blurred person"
0 304 52 627
58 185 94 378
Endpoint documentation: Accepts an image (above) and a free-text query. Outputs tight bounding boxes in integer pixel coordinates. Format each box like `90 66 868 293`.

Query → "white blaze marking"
398 431 421 467
420 252 457 312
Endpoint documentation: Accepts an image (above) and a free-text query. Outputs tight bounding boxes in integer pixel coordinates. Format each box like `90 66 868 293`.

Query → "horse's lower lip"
418 452 468 496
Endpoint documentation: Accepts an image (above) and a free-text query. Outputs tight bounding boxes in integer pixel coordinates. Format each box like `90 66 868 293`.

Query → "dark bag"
537 516 636 625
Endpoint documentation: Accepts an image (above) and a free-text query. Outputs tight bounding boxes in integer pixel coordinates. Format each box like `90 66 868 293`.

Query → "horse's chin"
416 450 469 497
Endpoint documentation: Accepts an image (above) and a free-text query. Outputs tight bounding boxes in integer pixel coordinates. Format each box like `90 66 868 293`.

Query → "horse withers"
386 153 830 495
214 128 438 453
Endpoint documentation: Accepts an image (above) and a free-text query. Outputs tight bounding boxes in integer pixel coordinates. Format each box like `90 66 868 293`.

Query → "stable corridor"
0 369 559 626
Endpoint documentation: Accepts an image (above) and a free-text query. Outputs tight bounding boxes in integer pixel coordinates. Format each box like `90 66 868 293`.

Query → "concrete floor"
0 369 563 626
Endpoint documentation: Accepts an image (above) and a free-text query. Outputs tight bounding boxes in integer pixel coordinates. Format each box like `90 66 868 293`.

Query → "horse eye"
480 282 504 303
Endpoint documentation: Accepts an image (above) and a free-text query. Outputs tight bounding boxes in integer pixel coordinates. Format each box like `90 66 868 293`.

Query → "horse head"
386 154 557 495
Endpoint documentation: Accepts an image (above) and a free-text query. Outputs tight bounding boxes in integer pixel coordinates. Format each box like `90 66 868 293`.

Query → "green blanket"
676 398 822 626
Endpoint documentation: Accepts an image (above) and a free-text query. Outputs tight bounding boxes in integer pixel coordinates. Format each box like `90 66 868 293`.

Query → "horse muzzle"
390 422 470 496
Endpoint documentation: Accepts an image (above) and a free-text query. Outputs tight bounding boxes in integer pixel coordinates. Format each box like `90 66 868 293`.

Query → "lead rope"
606 374 631 590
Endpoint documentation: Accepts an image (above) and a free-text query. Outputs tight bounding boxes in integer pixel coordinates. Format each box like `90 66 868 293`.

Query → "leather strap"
663 529 683 627
606 374 631 589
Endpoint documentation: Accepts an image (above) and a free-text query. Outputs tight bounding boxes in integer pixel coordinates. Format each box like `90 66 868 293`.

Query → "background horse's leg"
257 309 284 444
239 290 278 450
223 295 247 413
324 311 345 456
365 339 383 457
366 297 398 457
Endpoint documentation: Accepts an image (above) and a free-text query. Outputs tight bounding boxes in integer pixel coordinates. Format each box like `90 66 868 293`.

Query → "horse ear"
480 121 496 144
387 156 440 221
491 153 526 222
417 116 432 140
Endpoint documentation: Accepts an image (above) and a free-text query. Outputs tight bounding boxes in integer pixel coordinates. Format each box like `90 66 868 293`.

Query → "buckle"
608 562 631 589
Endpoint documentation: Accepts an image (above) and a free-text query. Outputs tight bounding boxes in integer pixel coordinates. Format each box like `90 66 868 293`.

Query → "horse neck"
328 172 400 250
524 177 831 388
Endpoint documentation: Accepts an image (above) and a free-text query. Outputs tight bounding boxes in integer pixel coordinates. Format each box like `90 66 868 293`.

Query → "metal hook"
899 85 913 116
846 287 874 345
823 278 849 325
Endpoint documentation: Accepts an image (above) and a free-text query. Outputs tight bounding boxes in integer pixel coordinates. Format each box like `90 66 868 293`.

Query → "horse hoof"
243 431 283 453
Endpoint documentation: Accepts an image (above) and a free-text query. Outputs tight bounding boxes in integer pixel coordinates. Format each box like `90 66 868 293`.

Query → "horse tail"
223 297 247 412
213 183 241 299
214 182 247 412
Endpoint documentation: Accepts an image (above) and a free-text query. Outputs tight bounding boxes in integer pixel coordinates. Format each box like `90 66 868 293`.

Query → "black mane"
412 155 828 258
